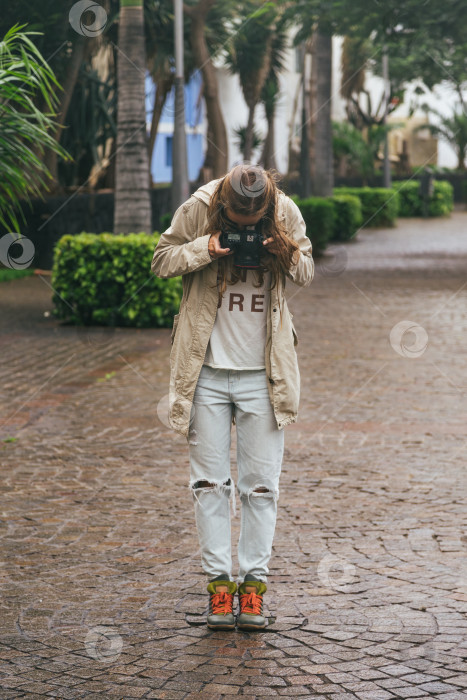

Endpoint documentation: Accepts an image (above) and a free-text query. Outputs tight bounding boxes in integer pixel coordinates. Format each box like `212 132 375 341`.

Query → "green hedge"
51 232 182 327
393 179 454 217
0 268 34 282
292 195 335 255
334 187 399 227
331 194 362 241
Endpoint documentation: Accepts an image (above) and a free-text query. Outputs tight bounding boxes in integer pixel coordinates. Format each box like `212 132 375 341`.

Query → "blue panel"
148 71 206 184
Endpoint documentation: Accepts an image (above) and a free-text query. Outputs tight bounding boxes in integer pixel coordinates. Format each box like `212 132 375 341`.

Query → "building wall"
146 70 206 184
146 34 464 182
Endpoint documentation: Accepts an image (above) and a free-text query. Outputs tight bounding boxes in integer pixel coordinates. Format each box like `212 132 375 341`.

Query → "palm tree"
417 104 467 171
313 29 333 196
259 16 288 170
226 1 277 162
184 0 230 178
0 24 70 232
114 0 152 235
340 35 369 104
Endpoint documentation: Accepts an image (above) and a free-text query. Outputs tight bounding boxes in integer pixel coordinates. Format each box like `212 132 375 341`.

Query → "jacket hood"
191 178 223 206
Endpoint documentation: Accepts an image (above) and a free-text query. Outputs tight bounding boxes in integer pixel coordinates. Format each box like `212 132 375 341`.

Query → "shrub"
51 232 182 327
292 196 335 255
393 179 454 217
331 194 362 241
159 211 172 231
0 268 34 283
333 187 399 227
429 181 454 216
392 180 422 216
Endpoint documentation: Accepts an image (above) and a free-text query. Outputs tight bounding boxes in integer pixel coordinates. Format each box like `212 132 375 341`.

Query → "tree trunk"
114 1 152 235
41 35 88 193
185 0 228 178
299 42 312 198
312 31 333 197
260 112 277 170
309 33 318 192
244 105 256 162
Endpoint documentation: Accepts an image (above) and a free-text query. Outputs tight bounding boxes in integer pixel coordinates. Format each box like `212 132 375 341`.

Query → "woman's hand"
209 231 234 260
262 236 280 256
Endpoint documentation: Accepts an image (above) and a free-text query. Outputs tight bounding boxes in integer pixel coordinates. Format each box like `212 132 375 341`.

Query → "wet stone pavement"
0 211 467 699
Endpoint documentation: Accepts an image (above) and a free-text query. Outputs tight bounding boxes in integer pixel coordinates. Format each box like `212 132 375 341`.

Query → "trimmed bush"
392 180 422 216
292 195 335 255
51 232 182 327
429 181 454 216
393 179 454 217
159 211 172 231
333 187 399 227
331 194 362 241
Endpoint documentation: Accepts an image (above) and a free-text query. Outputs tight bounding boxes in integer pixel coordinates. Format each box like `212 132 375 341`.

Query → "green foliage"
428 181 454 217
233 125 264 154
159 212 173 231
0 24 71 231
417 104 467 171
332 121 374 180
392 180 454 217
51 232 182 327
292 195 335 255
392 181 422 217
333 187 399 227
59 63 117 187
292 0 467 96
331 194 362 241
0 268 34 283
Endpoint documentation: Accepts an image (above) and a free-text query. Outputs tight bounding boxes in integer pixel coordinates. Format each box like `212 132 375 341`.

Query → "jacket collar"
191 178 223 206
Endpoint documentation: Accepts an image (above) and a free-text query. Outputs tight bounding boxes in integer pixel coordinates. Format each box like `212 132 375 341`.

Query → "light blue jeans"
188 364 285 586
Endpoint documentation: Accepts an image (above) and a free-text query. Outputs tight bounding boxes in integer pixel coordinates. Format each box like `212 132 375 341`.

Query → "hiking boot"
237 574 267 630
206 575 237 630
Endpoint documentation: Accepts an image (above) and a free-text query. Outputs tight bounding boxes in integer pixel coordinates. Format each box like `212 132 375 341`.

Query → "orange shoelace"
239 592 263 615
210 591 234 615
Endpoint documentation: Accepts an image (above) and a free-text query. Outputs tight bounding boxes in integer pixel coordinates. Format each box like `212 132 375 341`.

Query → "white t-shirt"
203 267 271 370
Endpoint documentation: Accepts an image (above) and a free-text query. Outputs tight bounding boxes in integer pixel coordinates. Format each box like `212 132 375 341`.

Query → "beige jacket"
150 179 314 438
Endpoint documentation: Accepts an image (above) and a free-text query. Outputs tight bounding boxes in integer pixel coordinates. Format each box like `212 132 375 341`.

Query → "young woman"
151 164 314 630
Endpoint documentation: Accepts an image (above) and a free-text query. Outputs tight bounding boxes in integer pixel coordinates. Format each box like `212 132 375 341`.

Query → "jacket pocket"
171 313 180 346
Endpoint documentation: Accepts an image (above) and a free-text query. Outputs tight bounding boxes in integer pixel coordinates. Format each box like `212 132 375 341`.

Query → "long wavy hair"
205 165 300 314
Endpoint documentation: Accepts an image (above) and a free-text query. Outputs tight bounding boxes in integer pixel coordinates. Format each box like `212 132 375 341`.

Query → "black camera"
219 222 265 269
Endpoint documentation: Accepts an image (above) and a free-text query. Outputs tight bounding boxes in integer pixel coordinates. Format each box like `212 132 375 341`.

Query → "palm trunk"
309 34 317 189
312 31 333 197
260 112 277 170
244 105 256 162
185 0 228 178
114 0 152 235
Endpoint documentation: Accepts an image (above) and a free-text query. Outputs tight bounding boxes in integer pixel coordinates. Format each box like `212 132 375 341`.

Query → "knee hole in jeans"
192 478 232 490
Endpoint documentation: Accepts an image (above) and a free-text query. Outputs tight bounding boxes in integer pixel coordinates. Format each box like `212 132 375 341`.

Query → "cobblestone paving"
1 212 467 698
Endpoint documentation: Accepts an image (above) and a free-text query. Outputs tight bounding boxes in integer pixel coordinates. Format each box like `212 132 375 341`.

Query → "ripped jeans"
188 364 285 586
